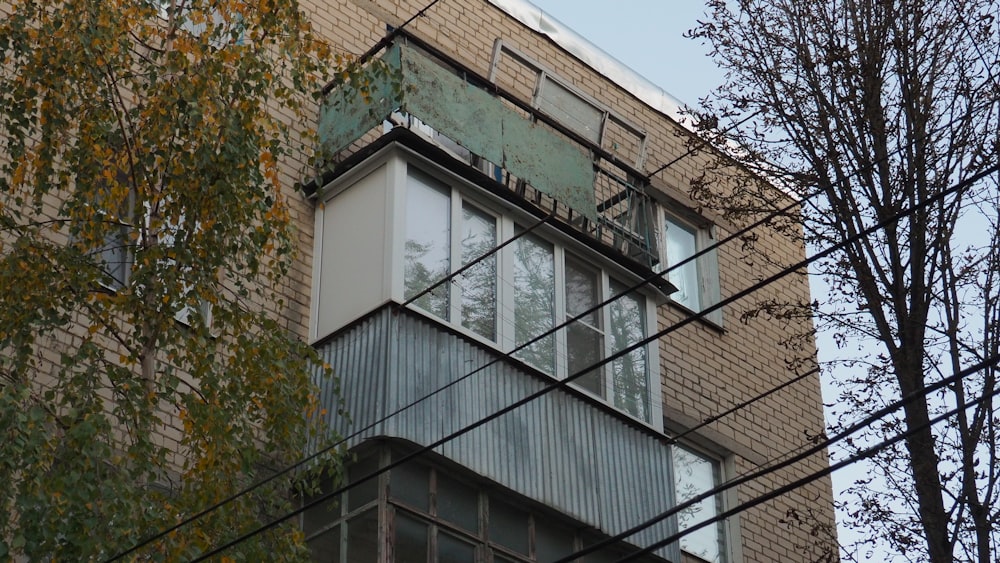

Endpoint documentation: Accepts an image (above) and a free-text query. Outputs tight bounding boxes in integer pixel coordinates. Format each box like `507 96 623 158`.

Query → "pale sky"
525 0 723 108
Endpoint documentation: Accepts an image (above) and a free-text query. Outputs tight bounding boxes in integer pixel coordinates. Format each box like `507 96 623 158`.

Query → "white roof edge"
485 0 802 201
486 0 696 130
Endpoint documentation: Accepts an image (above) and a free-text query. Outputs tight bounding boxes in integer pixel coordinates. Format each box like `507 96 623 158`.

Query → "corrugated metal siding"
315 305 679 559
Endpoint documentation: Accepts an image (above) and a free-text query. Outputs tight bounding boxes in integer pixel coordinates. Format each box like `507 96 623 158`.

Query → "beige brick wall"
286 0 837 560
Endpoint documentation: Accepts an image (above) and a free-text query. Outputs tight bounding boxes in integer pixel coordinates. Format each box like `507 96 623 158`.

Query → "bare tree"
689 1 1000 561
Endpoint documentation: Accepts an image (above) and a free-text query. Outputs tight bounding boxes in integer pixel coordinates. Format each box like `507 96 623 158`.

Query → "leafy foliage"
0 0 355 558
690 1 1000 561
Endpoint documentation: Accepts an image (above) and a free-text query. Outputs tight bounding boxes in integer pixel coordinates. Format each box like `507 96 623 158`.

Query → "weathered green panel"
399 46 505 165
497 112 596 219
319 44 597 219
399 45 597 220
318 45 401 157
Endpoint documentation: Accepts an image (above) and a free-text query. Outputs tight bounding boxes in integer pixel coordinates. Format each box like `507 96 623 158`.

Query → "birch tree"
0 0 362 558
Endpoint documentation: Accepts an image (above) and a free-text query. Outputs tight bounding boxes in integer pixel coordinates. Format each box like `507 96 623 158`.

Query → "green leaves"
0 0 350 559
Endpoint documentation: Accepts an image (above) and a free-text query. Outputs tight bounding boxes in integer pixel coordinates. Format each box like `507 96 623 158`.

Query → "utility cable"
109 72 780 563
111 85 1000 559
188 155 1000 562
612 354 1000 562
555 352 1000 561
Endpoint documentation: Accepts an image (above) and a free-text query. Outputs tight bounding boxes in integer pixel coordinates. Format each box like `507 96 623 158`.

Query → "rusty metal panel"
313 305 679 560
398 46 505 166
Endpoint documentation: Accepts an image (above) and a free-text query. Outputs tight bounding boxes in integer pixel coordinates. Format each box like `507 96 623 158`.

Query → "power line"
613 354 1000 562
112 6 1000 551
189 154 1000 562
112 79 1000 558
557 352 1000 562
110 61 787 563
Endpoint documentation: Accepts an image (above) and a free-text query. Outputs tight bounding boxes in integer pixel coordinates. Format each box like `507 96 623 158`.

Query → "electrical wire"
109 61 789 563
109 4 1000 554
611 354 1000 562
187 156 1000 562
109 78 1000 560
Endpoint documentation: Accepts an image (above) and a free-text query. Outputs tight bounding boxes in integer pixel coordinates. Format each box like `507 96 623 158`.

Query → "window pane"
536 519 575 563
437 473 479 532
346 508 380 563
488 499 529 554
564 260 599 325
460 203 497 340
565 260 603 394
664 217 700 311
405 174 451 319
512 233 555 374
567 322 603 396
609 281 648 421
438 532 477 563
672 447 725 563
348 453 380 512
308 523 341 562
391 459 430 512
394 512 429 563
302 476 342 538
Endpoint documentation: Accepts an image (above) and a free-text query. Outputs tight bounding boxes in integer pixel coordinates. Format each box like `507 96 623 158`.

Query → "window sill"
664 299 725 333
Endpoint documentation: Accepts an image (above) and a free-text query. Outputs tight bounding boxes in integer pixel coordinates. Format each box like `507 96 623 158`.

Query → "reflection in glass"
346 508 379 563
512 233 555 374
405 175 451 319
672 447 725 563
665 217 700 311
565 260 603 395
437 473 478 532
438 532 477 563
460 204 497 340
394 512 429 563
609 281 648 421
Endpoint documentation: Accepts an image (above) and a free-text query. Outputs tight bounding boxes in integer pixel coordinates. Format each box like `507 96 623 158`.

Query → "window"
304 446 671 563
671 446 727 563
512 232 555 374
146 198 213 327
83 168 134 291
662 213 721 325
95 214 132 290
402 168 656 424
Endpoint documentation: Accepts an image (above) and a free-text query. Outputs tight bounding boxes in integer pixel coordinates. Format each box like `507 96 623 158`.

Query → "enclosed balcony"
315 37 661 274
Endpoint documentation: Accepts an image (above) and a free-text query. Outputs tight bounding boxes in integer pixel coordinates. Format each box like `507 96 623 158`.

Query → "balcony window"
304 446 672 563
460 203 498 340
404 174 452 318
401 166 657 424
512 232 556 374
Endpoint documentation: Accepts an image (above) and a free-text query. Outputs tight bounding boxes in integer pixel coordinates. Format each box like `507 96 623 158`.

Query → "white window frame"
660 210 722 327
399 161 662 428
670 444 733 563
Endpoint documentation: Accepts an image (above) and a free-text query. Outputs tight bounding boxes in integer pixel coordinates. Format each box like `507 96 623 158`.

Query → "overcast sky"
524 0 724 108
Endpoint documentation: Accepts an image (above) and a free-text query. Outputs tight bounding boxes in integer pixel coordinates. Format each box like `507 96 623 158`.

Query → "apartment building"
0 0 834 560
291 1 837 562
